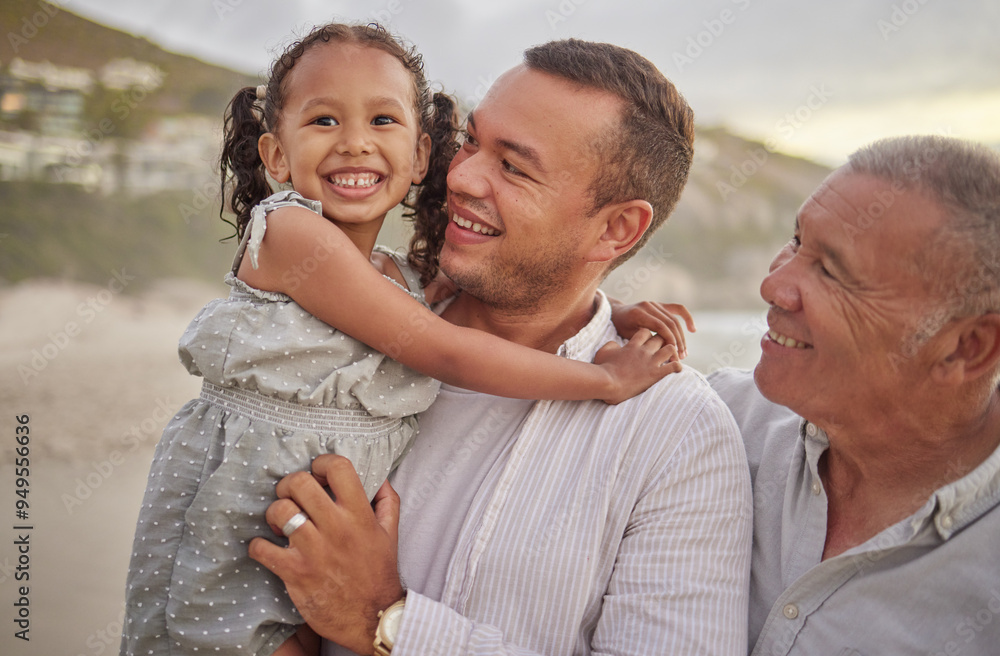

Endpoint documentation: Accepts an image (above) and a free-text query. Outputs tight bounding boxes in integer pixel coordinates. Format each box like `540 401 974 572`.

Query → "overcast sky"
64 0 1000 164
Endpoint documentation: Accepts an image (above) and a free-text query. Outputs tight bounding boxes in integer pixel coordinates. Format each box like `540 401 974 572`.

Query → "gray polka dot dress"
120 191 440 656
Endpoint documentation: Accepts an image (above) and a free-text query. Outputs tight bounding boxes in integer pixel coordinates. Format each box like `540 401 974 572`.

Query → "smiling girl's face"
258 42 430 231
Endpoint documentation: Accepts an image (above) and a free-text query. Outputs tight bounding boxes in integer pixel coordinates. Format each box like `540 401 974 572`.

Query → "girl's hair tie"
255 84 267 101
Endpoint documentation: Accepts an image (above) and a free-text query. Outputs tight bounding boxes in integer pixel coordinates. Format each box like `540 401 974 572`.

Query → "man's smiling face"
754 168 952 427
439 64 624 311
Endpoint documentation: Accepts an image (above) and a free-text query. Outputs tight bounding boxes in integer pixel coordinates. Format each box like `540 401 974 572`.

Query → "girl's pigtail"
406 91 461 287
220 86 271 240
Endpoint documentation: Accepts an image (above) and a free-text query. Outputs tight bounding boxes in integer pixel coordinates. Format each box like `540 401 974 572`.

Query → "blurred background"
1 0 997 653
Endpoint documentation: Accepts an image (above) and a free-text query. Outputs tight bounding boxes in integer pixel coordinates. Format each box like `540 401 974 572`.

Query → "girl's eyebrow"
299 96 408 113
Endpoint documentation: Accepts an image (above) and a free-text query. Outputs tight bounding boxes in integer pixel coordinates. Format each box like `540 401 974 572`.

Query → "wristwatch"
373 598 406 656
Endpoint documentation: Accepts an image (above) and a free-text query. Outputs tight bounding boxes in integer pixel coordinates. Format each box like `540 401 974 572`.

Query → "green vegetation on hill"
0 181 233 289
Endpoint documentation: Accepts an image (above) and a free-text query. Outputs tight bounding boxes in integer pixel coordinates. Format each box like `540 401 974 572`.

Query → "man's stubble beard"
441 243 579 314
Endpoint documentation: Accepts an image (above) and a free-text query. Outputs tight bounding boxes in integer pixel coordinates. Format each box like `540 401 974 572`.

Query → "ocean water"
683 309 769 376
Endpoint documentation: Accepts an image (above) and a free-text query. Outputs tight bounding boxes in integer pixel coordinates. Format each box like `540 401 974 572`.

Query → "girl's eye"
313 116 338 127
372 116 396 126
461 130 478 148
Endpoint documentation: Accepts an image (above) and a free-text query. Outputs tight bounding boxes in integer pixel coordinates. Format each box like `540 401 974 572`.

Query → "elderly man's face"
754 169 951 426
439 65 624 310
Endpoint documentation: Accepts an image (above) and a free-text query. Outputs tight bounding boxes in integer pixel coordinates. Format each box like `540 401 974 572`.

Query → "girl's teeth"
331 174 379 188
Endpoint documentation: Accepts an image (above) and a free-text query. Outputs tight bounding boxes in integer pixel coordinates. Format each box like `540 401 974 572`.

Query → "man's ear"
932 313 1000 385
411 132 432 184
584 199 654 264
258 132 290 184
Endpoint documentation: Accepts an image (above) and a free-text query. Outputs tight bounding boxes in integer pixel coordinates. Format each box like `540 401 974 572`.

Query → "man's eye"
372 116 396 126
461 130 478 147
502 160 524 176
314 116 338 127
790 234 801 248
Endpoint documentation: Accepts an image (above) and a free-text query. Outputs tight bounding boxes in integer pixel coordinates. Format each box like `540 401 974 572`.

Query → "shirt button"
811 480 822 495
940 515 953 530
805 423 818 437
783 604 799 620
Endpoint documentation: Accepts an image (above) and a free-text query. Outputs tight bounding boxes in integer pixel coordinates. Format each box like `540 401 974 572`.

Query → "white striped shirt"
326 292 752 655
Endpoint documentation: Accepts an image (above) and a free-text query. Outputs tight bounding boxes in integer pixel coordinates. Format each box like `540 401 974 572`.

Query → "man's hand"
249 455 405 655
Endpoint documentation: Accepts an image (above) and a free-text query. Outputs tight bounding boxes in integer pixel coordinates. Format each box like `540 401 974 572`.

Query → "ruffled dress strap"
373 245 425 300
230 190 323 274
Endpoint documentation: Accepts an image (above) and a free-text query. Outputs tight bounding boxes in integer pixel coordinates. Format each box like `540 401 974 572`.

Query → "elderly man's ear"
933 313 1000 386
585 200 654 264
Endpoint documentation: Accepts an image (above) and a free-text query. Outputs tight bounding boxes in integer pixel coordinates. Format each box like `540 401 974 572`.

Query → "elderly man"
250 39 752 655
710 135 1000 655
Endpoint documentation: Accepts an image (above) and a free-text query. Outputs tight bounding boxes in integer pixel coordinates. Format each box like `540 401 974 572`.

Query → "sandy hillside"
0 277 225 656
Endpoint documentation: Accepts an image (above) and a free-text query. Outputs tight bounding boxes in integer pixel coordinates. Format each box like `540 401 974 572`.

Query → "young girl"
120 23 684 656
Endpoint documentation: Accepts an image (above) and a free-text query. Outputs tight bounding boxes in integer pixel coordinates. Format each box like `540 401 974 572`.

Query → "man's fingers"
264 497 314 538
372 480 401 545
273 468 341 533
311 454 370 511
249 535 293 577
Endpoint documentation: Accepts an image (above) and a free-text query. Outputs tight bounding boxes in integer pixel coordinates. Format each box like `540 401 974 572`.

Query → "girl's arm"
238 206 679 405
608 298 696 360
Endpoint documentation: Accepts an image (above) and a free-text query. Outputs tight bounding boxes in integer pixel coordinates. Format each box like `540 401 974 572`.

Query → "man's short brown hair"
524 39 695 269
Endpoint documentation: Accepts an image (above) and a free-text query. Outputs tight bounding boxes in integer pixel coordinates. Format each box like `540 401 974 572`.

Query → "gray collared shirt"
710 368 1000 656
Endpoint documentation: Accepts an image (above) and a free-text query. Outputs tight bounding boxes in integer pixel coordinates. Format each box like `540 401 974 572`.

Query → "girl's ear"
258 132 290 183
411 132 432 184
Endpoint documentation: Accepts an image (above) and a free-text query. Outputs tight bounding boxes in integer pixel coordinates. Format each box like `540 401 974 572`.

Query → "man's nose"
760 244 802 311
446 149 490 199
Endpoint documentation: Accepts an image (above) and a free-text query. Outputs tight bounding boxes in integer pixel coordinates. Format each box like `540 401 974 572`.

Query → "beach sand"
1 277 225 656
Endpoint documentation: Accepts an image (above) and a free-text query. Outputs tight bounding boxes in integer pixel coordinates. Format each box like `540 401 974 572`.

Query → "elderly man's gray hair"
848 136 1000 332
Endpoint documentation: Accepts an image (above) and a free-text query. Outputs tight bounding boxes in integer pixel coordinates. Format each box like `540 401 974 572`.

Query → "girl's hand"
609 299 696 360
593 329 682 405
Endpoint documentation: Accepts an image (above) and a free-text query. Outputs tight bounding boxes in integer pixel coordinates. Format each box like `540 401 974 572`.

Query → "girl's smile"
257 42 430 237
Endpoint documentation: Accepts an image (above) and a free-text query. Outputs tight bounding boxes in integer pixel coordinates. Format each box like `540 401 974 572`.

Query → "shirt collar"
557 290 612 361
798 418 1000 540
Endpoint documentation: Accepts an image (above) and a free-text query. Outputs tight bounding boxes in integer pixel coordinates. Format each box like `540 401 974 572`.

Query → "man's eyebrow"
467 111 546 174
